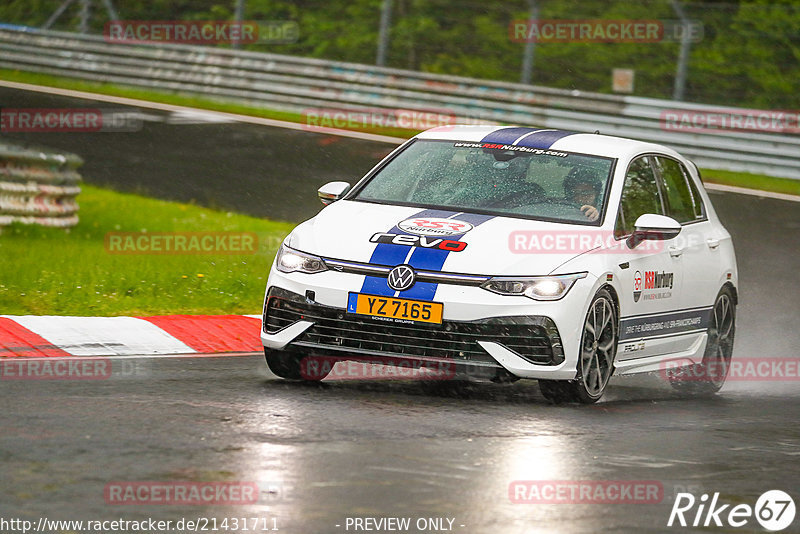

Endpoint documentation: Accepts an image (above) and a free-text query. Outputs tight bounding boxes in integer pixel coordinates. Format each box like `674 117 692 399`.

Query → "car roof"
415 125 683 162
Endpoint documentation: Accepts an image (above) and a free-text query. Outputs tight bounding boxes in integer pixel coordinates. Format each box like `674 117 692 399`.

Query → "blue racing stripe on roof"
514 129 577 149
480 128 577 149
480 127 540 146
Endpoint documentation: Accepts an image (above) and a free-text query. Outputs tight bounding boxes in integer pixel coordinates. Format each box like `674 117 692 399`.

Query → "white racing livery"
261 126 738 403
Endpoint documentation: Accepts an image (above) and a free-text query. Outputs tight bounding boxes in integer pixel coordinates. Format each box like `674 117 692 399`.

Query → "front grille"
264 287 563 365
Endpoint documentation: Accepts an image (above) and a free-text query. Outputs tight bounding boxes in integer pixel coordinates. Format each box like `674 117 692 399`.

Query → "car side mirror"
317 181 351 206
627 213 682 249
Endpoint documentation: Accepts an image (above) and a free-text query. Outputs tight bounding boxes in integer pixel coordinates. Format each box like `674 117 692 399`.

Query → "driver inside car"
564 167 602 222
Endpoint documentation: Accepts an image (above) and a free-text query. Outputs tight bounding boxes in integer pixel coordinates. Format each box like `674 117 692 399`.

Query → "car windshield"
354 139 615 225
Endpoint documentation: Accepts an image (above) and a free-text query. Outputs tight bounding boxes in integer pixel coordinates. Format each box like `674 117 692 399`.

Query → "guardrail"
0 27 798 179
0 141 82 227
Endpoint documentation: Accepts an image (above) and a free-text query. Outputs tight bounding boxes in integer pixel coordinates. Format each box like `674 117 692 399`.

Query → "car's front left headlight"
480 273 587 301
275 244 328 274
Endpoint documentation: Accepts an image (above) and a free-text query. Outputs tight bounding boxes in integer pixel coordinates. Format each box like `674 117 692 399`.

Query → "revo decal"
370 233 468 252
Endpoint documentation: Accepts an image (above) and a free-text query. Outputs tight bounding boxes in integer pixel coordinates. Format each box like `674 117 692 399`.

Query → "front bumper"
261 284 580 380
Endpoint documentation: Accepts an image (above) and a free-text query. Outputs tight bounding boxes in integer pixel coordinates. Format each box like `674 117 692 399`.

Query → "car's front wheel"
668 286 735 395
264 348 331 381
539 288 618 404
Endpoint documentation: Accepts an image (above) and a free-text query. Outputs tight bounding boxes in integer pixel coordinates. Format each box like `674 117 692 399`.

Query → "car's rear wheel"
539 289 618 404
668 287 735 395
264 348 331 381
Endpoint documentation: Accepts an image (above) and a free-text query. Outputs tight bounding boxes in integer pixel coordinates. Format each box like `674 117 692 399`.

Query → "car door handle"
668 246 684 258
707 238 720 249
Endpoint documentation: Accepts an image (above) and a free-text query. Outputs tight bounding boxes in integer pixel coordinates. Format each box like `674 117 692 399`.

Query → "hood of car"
284 200 598 276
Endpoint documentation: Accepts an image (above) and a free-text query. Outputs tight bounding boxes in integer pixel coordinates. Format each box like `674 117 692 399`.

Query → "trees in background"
1 0 797 108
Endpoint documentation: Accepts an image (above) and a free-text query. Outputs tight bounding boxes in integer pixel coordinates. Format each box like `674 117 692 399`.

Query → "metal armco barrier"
0 141 82 227
0 27 798 179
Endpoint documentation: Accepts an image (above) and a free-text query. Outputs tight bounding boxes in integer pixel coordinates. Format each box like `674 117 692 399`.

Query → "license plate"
347 293 443 325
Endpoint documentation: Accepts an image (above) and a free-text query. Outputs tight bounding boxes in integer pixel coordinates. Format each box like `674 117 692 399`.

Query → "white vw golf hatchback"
262 126 738 403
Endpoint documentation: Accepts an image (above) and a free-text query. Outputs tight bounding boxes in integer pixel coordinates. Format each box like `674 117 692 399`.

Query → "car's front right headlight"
275 244 327 274
480 273 587 301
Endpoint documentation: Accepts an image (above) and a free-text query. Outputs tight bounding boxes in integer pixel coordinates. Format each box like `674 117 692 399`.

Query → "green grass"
2 69 798 197
700 169 800 196
0 185 295 316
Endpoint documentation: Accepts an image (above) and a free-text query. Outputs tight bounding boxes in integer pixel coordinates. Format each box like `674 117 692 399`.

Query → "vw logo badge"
387 265 416 291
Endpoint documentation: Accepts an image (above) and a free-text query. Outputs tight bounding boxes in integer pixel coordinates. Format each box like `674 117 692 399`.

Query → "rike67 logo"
668 490 795 531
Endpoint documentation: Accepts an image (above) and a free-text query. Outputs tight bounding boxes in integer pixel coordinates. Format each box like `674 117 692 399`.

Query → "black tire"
264 348 331 381
668 287 735 395
539 288 618 404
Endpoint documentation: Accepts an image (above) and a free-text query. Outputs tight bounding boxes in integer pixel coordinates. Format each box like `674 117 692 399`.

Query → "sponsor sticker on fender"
397 217 474 237
633 269 674 302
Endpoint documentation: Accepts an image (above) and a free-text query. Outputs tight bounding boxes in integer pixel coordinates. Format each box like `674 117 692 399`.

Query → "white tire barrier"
0 142 82 227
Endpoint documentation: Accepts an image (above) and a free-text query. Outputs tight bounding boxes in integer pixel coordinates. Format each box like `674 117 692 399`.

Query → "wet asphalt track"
1 86 799 533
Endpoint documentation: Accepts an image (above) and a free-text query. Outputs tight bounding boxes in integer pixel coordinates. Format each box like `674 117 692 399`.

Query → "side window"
686 172 705 219
653 156 705 223
615 156 663 238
